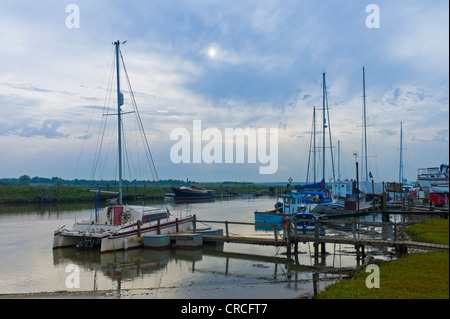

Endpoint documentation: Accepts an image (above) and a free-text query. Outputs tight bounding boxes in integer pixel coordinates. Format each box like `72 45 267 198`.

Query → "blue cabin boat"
295 190 333 213
254 189 333 225
292 211 319 230
254 191 308 225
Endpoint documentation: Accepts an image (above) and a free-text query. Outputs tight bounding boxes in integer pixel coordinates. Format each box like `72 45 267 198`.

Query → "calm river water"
0 196 408 298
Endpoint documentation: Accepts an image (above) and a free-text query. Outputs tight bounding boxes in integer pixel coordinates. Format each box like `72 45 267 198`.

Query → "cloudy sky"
0 0 448 183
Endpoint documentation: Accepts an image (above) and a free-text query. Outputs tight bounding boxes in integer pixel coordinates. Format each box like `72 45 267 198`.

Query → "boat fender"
274 201 283 212
311 196 318 202
124 238 128 250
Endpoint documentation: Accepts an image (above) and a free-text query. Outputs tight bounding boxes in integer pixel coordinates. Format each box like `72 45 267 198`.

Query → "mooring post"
314 220 319 259
286 220 291 256
157 219 161 235
137 220 141 238
193 214 197 233
273 224 278 243
389 222 394 245
355 244 361 265
352 221 356 243
225 221 229 242
321 242 326 255
312 272 319 297
176 218 179 233
294 218 298 254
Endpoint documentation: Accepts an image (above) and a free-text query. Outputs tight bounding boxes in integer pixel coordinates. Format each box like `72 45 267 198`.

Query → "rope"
119 49 168 211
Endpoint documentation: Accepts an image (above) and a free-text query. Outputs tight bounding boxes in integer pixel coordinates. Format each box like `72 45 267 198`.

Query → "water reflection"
52 239 356 299
0 197 427 298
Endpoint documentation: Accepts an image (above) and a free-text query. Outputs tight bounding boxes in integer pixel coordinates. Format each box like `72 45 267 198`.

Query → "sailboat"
417 164 449 206
295 73 337 213
53 41 194 252
254 73 336 223
331 67 383 209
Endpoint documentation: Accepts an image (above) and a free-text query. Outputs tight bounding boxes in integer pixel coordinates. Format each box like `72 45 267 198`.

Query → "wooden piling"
273 224 278 243
137 220 141 238
356 162 360 211
314 221 319 259
225 221 229 242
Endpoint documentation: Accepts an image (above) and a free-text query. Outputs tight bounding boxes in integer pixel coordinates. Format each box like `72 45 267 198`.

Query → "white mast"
114 40 125 205
322 72 326 182
362 66 368 181
399 122 403 184
313 106 316 183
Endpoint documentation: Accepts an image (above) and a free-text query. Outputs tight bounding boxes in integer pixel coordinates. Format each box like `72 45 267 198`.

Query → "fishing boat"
295 179 336 213
254 191 308 225
417 164 449 206
53 41 194 252
172 186 215 200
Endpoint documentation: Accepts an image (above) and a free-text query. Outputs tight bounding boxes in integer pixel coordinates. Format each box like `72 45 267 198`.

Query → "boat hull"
254 210 297 225
53 216 194 253
100 217 193 252
172 187 215 200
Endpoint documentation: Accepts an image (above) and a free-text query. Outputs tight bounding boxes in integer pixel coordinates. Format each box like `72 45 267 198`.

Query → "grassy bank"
315 218 449 299
0 184 273 204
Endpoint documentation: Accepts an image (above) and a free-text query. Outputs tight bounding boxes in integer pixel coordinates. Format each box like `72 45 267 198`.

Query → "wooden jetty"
135 202 448 261
195 217 449 258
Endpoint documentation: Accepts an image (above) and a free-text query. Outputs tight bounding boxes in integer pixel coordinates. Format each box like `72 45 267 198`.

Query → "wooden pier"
194 217 449 258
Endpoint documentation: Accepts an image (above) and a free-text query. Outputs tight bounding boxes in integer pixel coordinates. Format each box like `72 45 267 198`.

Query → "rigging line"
325 87 336 182
306 108 314 184
91 58 116 179
119 51 167 207
74 46 115 180
122 119 139 183
121 55 159 180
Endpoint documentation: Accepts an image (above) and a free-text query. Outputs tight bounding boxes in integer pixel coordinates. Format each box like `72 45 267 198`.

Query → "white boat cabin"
95 205 169 226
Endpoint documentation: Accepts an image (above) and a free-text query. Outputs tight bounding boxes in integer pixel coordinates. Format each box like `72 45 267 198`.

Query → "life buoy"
283 216 289 229
311 196 319 203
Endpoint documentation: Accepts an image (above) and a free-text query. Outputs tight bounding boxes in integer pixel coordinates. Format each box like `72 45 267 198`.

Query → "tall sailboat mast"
114 40 125 205
322 72 326 182
399 122 403 184
362 66 368 181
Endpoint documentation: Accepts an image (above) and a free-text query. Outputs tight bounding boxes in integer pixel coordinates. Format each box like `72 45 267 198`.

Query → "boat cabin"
96 205 169 226
278 190 328 214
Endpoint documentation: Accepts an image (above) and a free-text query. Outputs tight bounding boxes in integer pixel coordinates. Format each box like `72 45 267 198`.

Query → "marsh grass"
316 218 449 299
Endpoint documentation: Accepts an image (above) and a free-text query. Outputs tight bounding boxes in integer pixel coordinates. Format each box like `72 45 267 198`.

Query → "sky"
0 0 448 184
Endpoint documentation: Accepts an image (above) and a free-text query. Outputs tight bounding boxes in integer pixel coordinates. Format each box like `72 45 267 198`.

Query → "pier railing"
195 217 449 256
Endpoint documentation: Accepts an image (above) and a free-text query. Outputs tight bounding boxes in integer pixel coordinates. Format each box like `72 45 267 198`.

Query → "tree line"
0 176 256 187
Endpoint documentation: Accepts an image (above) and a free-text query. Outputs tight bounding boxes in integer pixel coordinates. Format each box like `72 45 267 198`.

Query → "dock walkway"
195 217 449 257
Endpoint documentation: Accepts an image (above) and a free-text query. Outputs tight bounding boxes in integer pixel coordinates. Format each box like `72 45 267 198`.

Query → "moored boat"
254 191 308 225
172 186 215 200
417 164 449 206
292 211 319 230
53 205 193 252
53 41 194 252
